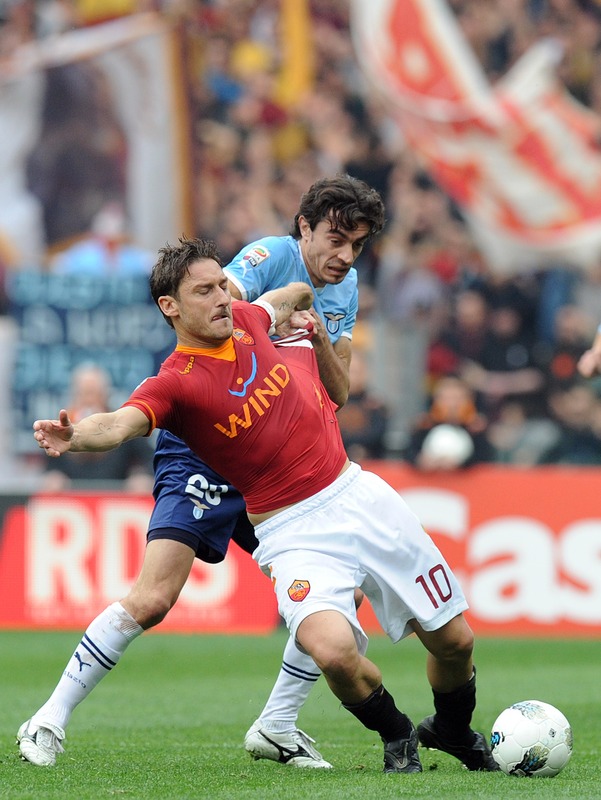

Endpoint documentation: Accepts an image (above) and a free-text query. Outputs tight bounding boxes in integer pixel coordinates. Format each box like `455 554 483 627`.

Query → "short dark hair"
290 174 385 239
150 237 223 328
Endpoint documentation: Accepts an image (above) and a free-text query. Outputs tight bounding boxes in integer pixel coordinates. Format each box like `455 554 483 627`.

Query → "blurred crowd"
3 0 601 484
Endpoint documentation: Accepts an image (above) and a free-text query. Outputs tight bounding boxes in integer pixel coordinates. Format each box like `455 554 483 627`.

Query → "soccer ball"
420 424 474 465
490 700 573 777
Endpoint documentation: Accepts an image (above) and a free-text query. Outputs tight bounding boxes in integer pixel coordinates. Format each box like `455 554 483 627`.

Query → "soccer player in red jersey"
19 176 382 770
29 238 499 774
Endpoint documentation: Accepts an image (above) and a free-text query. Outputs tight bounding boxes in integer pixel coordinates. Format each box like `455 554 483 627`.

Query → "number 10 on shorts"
415 564 453 608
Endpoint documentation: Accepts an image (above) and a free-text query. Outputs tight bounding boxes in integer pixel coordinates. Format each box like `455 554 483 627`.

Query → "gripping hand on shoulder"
274 309 315 342
33 409 74 457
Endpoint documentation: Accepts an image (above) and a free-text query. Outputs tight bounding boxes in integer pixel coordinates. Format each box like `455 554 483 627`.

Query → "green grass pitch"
1 630 599 799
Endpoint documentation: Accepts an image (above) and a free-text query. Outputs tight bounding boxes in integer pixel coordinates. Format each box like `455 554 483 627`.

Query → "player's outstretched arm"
33 407 150 457
33 409 74 457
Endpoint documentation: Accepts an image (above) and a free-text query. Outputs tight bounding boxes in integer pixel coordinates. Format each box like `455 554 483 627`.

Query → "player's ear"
298 215 311 240
158 295 179 320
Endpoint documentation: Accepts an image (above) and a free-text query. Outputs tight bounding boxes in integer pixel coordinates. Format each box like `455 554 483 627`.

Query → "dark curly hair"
290 174 385 239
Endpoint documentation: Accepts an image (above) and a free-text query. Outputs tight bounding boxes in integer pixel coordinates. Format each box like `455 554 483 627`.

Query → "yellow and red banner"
0 465 600 637
351 0 601 275
275 0 314 108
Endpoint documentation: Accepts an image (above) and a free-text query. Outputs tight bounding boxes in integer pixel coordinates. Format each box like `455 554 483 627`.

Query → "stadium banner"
357 463 601 637
0 12 191 268
0 464 599 636
7 271 175 455
0 493 280 634
350 0 601 275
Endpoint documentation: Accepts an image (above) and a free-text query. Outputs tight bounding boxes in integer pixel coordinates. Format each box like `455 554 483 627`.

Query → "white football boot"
17 719 65 766
244 721 332 768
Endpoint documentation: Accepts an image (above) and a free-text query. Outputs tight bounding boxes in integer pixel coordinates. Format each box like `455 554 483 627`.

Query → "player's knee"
126 590 175 630
318 647 360 684
450 628 474 661
439 624 474 663
307 632 360 681
427 616 474 664
297 612 359 678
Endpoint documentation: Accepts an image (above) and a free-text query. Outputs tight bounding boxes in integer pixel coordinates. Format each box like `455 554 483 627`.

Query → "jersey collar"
175 338 236 360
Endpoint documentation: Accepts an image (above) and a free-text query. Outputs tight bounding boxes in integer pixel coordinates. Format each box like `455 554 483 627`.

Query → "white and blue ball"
490 700 573 777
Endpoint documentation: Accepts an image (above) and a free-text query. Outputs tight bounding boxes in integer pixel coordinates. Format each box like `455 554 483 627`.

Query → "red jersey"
124 302 347 514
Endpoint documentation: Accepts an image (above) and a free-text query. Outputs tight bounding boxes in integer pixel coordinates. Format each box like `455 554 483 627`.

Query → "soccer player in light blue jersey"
18 175 385 768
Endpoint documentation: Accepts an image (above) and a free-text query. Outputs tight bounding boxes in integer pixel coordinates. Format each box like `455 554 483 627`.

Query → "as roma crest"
288 579 310 602
232 328 255 345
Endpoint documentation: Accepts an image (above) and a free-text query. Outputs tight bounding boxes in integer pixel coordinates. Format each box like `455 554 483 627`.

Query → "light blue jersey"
224 235 358 344
149 234 359 557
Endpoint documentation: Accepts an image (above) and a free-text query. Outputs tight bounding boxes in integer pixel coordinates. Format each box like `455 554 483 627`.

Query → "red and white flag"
351 0 601 275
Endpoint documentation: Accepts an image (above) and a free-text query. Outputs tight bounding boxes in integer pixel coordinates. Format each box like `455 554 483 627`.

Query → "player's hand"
577 348 601 378
33 409 74 457
289 309 314 331
274 310 314 341
306 308 328 343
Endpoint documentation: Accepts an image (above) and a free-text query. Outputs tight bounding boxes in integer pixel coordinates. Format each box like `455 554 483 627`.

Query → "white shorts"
253 463 468 651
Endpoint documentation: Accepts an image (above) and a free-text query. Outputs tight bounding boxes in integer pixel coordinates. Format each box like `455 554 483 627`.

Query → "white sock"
31 602 143 731
257 635 321 734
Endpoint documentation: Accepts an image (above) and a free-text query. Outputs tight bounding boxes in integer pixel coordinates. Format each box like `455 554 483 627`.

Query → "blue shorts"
148 430 257 563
